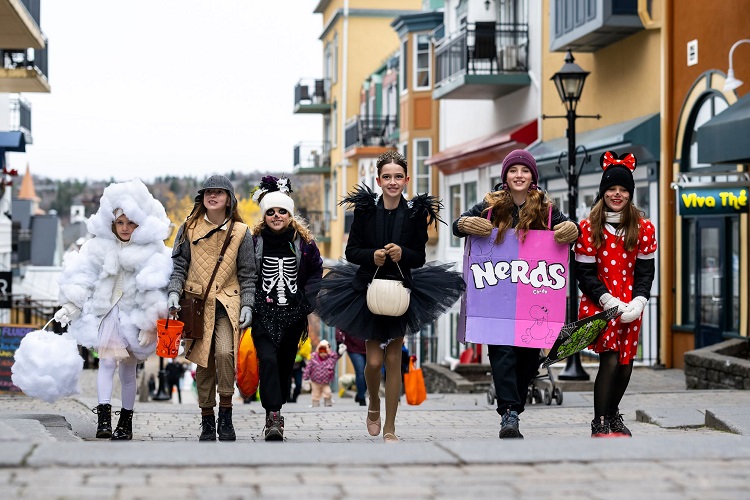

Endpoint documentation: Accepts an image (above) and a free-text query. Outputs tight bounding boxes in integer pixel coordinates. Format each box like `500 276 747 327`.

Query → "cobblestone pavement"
2 366 750 499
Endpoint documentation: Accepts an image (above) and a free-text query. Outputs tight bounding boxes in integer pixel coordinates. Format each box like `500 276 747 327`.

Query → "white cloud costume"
57 179 172 361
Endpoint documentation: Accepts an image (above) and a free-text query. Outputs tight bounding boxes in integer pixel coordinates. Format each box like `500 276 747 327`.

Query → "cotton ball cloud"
11 330 83 404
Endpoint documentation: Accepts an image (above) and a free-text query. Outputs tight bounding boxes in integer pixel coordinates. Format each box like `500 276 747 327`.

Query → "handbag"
236 329 259 398
366 263 411 317
403 356 427 405
178 220 235 340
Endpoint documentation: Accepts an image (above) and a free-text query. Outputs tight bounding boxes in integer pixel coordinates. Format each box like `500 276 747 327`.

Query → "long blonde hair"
483 189 551 244
588 198 643 251
251 215 314 243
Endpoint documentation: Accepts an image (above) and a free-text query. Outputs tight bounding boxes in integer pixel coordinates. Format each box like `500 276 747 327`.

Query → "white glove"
54 303 80 326
338 343 347 356
239 306 252 329
168 292 181 312
138 330 157 347
620 296 648 323
599 293 628 315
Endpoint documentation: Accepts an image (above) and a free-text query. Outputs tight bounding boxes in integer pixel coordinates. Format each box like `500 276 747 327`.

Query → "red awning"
426 119 537 175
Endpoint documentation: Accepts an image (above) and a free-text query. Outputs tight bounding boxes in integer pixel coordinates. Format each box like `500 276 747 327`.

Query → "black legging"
252 319 305 414
487 344 541 415
593 351 633 417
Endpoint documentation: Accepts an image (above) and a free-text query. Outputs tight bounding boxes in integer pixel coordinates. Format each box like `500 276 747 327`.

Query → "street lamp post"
543 49 600 380
152 356 171 401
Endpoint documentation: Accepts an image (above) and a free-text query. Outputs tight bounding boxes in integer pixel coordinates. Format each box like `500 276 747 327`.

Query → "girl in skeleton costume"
54 179 172 440
317 150 465 443
250 176 323 441
168 175 256 442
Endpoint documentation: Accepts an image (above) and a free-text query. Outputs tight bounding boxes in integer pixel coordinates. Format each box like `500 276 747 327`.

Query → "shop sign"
678 187 748 216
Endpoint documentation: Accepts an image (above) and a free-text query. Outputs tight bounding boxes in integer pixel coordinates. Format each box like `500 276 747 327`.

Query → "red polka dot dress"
575 218 657 363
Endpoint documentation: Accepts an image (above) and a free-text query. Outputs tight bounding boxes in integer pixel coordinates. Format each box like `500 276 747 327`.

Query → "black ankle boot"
111 409 133 441
264 411 284 441
92 404 112 439
217 407 236 442
199 414 216 441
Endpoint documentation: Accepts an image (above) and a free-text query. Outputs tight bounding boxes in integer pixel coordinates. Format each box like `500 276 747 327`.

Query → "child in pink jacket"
303 340 346 407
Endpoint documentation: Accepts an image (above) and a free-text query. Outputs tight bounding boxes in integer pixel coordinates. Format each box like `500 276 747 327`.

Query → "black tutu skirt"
316 261 466 343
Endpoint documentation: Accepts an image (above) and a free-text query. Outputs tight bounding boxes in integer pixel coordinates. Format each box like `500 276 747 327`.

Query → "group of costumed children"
46 146 654 441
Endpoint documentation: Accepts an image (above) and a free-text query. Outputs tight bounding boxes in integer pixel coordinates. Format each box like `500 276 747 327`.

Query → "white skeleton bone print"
262 256 298 305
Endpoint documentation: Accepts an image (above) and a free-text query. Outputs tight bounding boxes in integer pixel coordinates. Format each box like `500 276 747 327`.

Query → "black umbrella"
542 306 621 368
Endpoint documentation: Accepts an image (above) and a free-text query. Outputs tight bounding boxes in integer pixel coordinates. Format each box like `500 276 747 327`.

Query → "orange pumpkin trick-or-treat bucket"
156 318 184 358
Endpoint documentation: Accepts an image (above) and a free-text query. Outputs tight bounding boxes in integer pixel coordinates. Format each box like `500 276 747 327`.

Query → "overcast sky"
7 0 323 182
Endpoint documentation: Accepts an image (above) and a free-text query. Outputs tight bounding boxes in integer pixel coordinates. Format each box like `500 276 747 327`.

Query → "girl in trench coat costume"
168 175 257 442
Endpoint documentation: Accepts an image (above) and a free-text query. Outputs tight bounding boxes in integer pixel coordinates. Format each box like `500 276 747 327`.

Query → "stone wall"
422 363 491 393
684 339 750 390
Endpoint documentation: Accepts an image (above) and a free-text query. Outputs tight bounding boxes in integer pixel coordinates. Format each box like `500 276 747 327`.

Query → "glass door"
694 218 725 348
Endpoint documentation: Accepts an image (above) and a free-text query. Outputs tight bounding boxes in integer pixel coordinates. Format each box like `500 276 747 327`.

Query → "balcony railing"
434 22 528 89
294 78 331 113
21 0 42 28
0 39 49 80
344 115 398 150
9 95 32 144
293 142 331 172
300 209 331 242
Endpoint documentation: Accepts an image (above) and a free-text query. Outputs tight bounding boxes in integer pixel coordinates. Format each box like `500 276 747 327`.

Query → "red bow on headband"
601 151 636 171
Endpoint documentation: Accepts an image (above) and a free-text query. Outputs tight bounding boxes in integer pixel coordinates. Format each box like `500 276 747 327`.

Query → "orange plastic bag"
404 356 427 405
236 329 259 398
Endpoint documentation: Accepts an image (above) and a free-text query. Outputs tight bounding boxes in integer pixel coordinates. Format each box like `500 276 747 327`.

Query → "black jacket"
343 185 441 292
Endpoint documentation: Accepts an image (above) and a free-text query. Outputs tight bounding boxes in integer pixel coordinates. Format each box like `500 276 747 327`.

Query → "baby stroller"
486 352 563 406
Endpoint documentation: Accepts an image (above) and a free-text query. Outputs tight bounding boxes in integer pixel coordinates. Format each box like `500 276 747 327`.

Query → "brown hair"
376 149 407 174
483 189 552 244
588 198 643 252
177 195 244 245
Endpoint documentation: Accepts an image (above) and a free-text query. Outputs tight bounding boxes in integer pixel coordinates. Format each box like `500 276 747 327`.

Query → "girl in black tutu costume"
317 149 464 442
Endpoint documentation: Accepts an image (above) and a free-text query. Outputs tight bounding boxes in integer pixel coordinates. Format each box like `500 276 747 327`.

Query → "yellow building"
294 0 423 260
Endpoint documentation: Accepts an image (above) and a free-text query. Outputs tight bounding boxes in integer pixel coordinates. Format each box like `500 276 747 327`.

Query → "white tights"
97 357 138 410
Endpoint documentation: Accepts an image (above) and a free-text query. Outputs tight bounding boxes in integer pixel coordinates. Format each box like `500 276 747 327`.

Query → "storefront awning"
697 93 750 165
0 131 26 152
527 113 660 179
426 119 537 175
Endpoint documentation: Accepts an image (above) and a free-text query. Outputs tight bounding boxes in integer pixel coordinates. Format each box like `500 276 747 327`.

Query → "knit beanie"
500 149 539 189
260 190 295 216
598 151 636 201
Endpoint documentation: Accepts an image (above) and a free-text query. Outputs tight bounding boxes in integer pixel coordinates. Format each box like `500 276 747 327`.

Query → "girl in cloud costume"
317 150 464 442
54 179 172 440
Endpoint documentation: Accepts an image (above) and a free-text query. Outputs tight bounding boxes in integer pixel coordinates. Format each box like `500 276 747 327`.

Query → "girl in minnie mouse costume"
317 149 465 442
575 151 657 437
54 179 172 440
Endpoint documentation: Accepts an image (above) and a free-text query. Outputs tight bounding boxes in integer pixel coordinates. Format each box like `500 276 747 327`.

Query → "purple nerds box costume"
457 229 569 348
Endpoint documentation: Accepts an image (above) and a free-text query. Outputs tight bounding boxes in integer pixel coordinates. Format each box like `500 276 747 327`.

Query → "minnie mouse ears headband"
600 151 636 172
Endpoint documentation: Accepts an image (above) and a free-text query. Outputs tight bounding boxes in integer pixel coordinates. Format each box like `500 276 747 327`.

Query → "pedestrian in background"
575 151 657 437
452 149 579 439
317 149 464 443
250 176 323 441
335 329 367 406
289 336 311 403
54 179 172 440
303 339 345 407
168 175 256 442
165 359 186 404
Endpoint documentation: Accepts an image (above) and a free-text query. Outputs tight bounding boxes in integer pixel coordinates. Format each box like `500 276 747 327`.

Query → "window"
635 185 650 218
464 181 477 210
324 41 333 80
449 312 460 358
332 101 338 147
450 184 461 248
414 34 431 90
685 94 729 171
400 39 409 93
414 139 431 194
333 33 339 84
